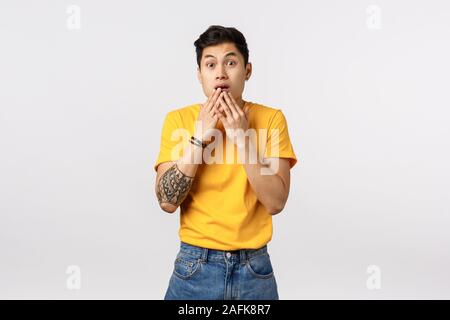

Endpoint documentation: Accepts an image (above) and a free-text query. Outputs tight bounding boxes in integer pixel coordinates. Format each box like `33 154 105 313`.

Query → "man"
154 25 297 300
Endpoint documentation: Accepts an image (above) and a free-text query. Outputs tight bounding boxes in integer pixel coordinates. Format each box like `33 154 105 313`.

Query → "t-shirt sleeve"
263 110 298 169
153 111 186 172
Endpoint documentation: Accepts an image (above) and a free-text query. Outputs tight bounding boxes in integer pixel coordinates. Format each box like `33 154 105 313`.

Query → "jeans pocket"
173 252 202 280
245 253 274 279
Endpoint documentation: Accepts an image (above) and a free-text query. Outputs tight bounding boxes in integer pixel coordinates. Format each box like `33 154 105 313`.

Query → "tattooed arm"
155 136 204 213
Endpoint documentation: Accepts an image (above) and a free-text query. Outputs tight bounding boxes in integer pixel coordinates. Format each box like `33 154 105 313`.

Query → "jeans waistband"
179 241 268 263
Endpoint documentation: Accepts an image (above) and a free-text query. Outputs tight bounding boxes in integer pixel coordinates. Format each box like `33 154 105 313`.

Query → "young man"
154 25 297 300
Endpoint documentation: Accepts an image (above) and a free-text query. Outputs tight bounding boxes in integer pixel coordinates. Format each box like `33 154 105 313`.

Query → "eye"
227 60 236 66
206 63 214 68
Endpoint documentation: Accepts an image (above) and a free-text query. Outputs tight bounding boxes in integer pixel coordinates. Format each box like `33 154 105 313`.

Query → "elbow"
268 205 284 215
266 202 285 215
156 188 178 214
160 202 178 214
266 196 287 215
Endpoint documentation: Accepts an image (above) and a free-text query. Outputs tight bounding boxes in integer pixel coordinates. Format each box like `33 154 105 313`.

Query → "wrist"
190 135 208 148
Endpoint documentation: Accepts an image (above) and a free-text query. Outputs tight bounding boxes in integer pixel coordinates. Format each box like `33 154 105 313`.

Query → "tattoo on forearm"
157 164 194 206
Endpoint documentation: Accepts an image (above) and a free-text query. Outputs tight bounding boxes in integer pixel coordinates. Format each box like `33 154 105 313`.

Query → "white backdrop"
1 0 449 299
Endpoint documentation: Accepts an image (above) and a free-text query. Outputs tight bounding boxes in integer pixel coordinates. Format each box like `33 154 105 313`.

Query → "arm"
155 137 204 213
156 88 224 213
237 137 291 215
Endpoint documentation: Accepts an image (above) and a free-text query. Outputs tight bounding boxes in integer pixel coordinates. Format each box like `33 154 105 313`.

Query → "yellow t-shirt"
154 101 298 250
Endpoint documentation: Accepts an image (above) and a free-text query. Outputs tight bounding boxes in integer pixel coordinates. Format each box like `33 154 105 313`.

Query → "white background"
1 0 449 299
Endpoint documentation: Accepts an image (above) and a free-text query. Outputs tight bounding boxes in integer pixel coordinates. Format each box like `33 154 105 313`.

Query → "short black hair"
194 25 249 69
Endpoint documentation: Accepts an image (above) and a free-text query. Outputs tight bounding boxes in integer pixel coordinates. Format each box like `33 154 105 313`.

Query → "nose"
215 64 228 80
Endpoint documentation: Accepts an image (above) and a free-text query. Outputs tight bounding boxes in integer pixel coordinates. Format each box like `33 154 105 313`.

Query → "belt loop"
201 248 208 262
240 249 247 262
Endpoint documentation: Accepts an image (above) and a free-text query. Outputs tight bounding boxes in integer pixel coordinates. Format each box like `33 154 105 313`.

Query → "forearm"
156 136 204 209
237 138 287 214
176 135 204 177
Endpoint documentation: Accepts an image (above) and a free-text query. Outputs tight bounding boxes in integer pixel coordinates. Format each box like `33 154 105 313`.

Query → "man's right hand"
194 87 223 142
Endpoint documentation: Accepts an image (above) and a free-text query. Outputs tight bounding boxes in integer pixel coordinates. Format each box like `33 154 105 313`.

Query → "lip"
214 84 230 91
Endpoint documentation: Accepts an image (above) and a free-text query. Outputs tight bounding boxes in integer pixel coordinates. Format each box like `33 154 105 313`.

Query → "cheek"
231 71 246 85
200 77 213 95
232 78 245 93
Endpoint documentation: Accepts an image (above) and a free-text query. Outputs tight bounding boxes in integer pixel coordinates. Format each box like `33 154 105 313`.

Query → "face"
197 42 252 100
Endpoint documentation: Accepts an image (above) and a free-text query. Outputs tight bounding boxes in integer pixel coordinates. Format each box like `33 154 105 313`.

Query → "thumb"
244 105 250 118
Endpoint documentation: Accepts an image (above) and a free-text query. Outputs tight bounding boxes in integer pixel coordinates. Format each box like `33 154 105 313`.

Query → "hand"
215 91 250 143
195 87 222 142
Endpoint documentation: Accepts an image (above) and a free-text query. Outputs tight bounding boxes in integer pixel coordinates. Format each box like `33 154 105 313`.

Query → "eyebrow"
203 52 238 60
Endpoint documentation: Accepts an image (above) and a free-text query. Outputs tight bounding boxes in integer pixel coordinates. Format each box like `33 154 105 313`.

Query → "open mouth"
215 85 230 91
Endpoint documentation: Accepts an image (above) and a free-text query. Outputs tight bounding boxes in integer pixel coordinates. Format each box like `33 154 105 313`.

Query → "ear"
245 62 252 81
197 66 202 84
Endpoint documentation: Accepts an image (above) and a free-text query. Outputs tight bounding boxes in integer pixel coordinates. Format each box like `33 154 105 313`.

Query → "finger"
225 94 240 120
223 92 241 119
218 95 233 120
227 92 244 116
204 88 216 107
205 88 217 111
213 104 222 115
231 93 245 118
204 88 216 111
244 104 250 119
217 96 225 112
212 93 223 113
206 87 222 112
211 103 222 116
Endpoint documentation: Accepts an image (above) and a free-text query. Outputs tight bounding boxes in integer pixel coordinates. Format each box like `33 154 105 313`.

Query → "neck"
234 96 246 110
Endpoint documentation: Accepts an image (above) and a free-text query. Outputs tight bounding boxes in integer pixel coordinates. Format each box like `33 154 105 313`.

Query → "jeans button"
226 252 231 259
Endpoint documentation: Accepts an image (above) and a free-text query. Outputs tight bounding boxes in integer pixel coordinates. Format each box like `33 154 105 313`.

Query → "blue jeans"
164 241 279 300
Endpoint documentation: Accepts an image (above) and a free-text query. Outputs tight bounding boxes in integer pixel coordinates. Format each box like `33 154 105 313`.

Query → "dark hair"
194 25 249 69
